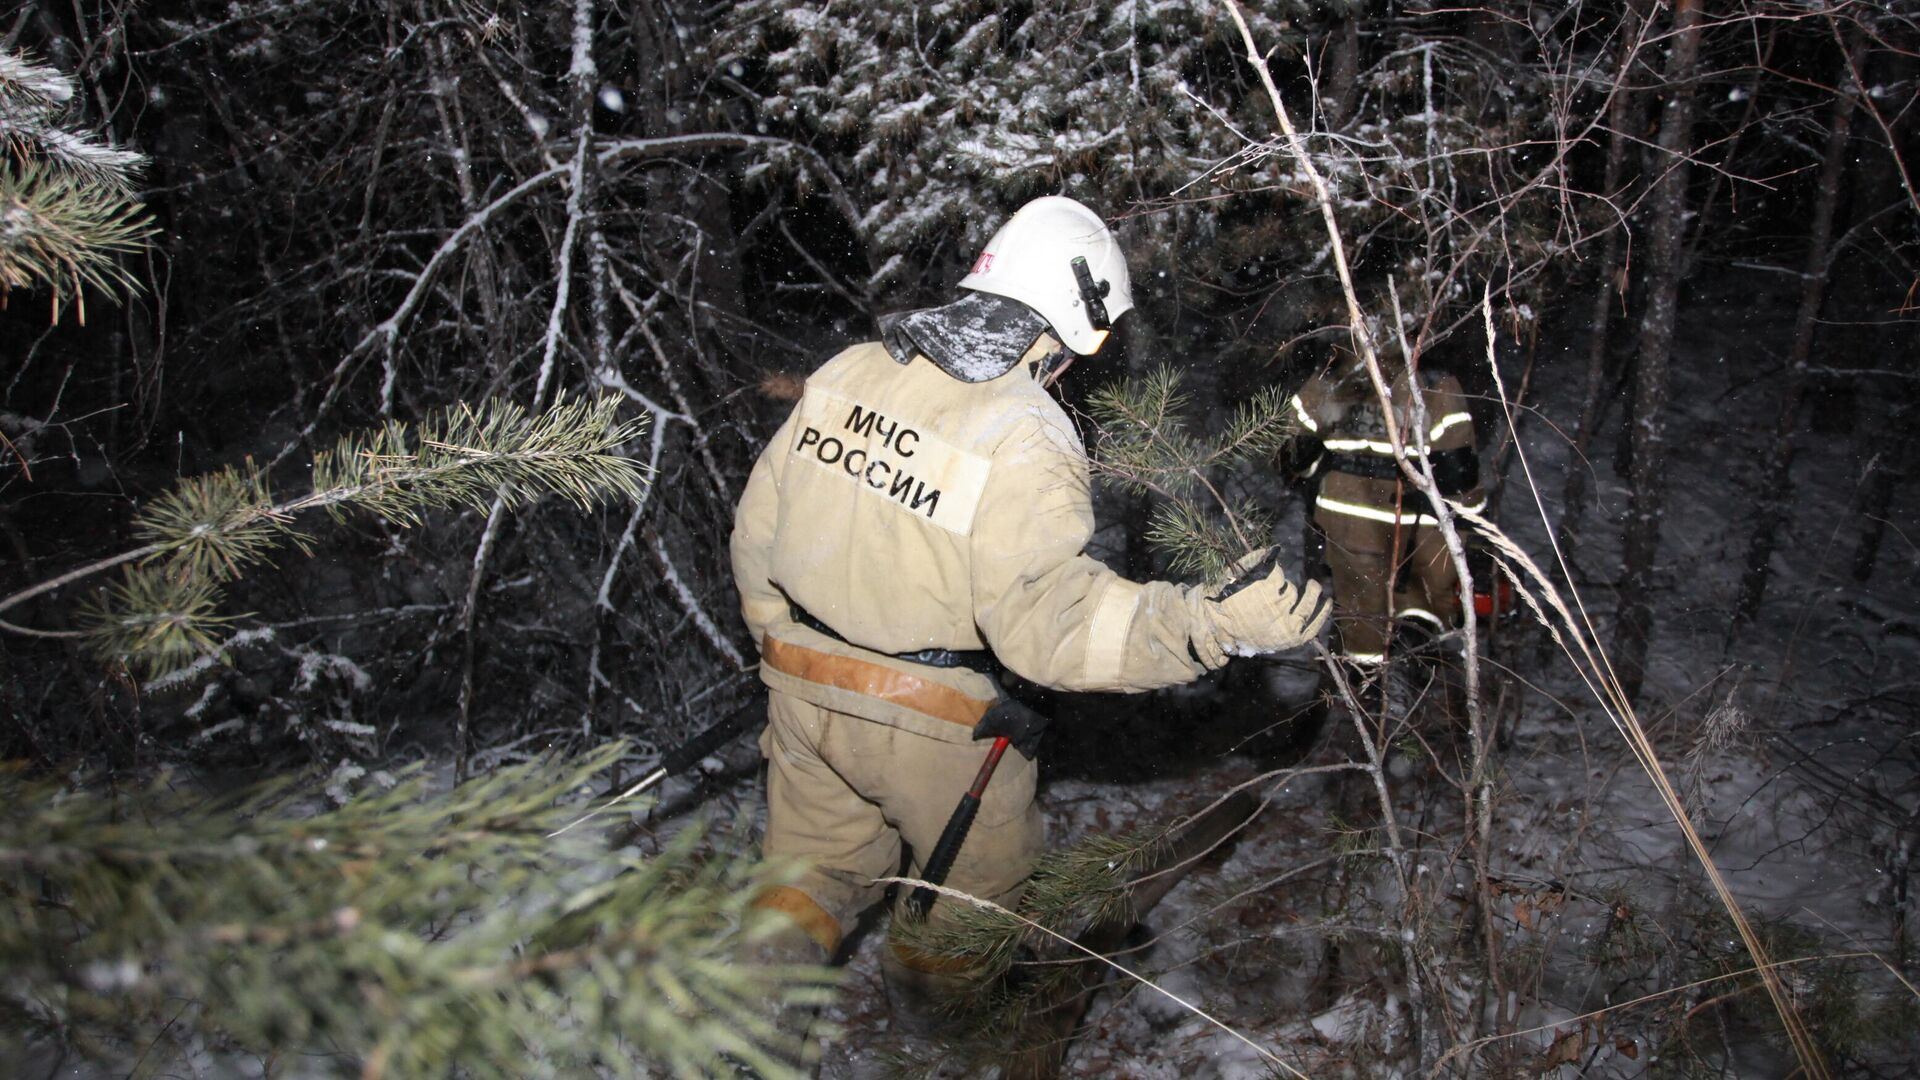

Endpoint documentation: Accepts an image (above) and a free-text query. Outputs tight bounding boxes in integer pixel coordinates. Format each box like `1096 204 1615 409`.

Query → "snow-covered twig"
457 0 599 779
648 529 746 673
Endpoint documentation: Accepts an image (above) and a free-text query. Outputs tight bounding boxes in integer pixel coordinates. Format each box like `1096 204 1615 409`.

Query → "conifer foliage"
0 743 834 1078
0 395 649 679
1085 367 1297 579
709 0 1328 297
709 0 1568 354
0 50 153 320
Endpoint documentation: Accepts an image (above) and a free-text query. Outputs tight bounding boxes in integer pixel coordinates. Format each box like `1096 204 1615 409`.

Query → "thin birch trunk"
1734 33 1863 621
1614 0 1703 704
1556 16 1645 568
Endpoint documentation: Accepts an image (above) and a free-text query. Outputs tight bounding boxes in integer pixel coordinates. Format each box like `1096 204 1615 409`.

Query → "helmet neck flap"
878 291 1051 383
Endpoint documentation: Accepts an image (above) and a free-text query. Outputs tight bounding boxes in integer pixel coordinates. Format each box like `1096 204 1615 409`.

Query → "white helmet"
957 196 1134 356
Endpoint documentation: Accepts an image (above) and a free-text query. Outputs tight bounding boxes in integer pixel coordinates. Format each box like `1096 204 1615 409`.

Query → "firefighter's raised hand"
1189 547 1328 664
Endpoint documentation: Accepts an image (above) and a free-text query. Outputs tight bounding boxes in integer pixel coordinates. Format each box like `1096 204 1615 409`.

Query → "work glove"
971 694 1049 760
1189 547 1328 666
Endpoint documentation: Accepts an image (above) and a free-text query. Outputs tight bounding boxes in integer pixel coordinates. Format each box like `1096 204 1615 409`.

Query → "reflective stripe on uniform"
1290 393 1318 433
1323 436 1397 455
1084 579 1142 687
1321 412 1470 456
761 636 993 728
752 885 844 954
1316 493 1440 526
1399 607 1446 629
1345 650 1386 665
1428 411 1471 441
1315 493 1486 525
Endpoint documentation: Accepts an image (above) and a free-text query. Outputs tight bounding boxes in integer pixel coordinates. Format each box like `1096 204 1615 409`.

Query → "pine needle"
57 394 648 677
0 744 835 1078
1086 365 1297 575
0 160 154 312
80 569 236 678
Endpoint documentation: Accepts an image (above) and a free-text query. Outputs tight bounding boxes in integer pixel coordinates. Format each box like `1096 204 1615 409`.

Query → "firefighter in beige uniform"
730 197 1327 1026
1286 361 1483 667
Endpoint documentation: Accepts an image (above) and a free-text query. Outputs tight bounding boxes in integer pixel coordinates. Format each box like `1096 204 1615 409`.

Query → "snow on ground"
806 272 1919 1077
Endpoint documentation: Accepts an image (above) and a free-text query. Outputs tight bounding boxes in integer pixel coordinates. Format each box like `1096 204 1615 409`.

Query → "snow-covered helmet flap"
957 196 1134 356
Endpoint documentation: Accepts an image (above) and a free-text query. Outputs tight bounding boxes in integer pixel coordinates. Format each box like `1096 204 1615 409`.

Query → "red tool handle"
907 736 1011 917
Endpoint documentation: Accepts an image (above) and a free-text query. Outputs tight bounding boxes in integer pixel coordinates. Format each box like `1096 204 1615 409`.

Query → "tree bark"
1734 33 1863 621
1841 44 1918 586
628 1 749 351
1319 15 1360 130
1556 13 1646 569
1613 0 1704 703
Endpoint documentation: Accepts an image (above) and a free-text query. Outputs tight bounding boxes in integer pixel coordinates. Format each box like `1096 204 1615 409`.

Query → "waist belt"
1326 450 1405 480
1321 454 1444 519
789 603 998 674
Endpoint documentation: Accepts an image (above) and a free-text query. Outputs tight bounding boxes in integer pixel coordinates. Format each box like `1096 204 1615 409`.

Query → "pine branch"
1146 500 1276 582
0 51 147 192
304 394 648 524
0 51 75 106
80 570 236 678
1085 365 1297 580
10 125 149 194
1 50 154 319
0 160 155 315
0 395 649 677
891 827 1170 1035
0 744 836 1078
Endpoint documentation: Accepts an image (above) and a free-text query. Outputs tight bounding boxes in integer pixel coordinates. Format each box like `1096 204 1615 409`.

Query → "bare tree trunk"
1734 34 1863 621
629 0 749 355
1556 22 1645 567
423 8 508 399
1614 0 1704 703
1317 15 1360 130
1839 43 1918 587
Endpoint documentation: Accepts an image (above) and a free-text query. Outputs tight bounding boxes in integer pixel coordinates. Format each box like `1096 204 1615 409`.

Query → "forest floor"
793 273 1920 1078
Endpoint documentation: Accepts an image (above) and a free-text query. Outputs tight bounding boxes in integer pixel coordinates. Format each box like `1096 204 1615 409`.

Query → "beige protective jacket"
731 341 1223 746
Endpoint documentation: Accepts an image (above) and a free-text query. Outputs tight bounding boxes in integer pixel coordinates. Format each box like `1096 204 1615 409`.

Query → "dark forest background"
6 0 1911 768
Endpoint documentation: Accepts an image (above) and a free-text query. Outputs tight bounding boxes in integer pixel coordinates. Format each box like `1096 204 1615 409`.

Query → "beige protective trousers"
756 689 1043 969
1315 483 1460 663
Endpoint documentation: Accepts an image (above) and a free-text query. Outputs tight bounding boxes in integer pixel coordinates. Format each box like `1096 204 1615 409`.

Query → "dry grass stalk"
1217 0 1826 1070
1473 293 1827 1075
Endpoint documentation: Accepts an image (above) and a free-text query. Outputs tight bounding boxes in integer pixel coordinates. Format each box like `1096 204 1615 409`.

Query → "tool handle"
908 736 1010 917
659 699 760 777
